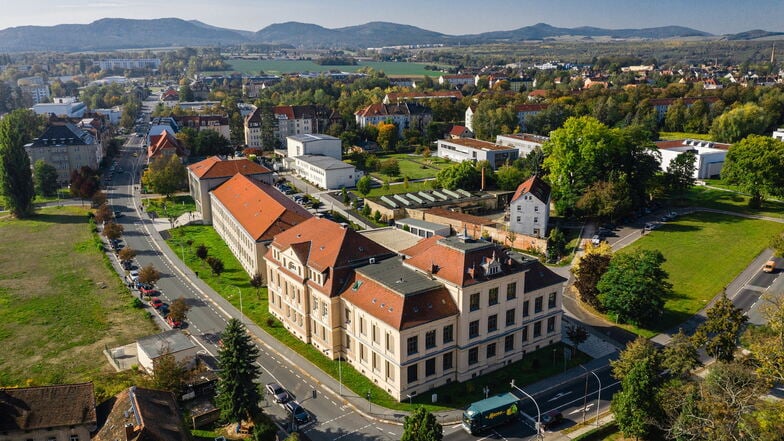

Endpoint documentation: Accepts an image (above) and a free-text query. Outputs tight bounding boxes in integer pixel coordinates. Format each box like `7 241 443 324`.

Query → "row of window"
408 352 453 383
470 291 558 317
407 324 454 355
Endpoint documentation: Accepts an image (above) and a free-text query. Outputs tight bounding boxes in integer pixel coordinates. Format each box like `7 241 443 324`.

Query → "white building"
135 330 198 373
436 138 519 169
395 218 451 238
32 97 86 118
293 155 362 190
18 77 50 104
509 175 551 238
655 139 730 179
96 58 161 71
94 108 122 125
773 129 784 142
287 134 342 160
495 133 549 157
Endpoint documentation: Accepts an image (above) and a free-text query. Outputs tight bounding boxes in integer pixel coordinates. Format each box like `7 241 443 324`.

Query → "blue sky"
3 0 783 35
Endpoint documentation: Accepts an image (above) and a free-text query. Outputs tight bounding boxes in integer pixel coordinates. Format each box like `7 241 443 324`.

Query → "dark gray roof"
356 257 442 297
27 123 92 147
137 330 196 358
523 260 567 293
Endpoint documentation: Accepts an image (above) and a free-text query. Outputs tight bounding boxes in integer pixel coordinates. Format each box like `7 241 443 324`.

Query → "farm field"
224 59 444 76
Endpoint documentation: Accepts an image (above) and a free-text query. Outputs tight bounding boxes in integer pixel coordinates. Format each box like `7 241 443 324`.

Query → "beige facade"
24 123 101 184
211 193 270 277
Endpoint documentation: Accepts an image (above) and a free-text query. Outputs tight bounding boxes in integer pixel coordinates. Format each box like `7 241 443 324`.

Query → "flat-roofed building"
436 138 518 169
293 155 361 190
495 133 548 157
655 139 730 179
287 134 342 160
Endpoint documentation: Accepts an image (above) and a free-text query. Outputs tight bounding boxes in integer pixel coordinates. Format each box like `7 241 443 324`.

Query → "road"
107 139 404 441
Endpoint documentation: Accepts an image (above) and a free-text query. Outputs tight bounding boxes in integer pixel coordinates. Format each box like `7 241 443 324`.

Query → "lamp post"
231 285 243 324
579 365 602 426
578 365 589 424
510 380 542 440
591 370 602 426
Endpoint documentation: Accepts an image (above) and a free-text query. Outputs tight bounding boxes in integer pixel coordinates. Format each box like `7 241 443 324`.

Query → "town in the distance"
2 13 784 441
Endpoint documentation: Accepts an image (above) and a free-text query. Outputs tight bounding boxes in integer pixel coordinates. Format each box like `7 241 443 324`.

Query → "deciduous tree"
33 160 58 197
150 346 189 394
144 155 187 198
611 337 662 440
118 247 136 263
665 151 697 194
102 221 124 240
494 165 525 191
695 293 747 363
250 273 264 297
565 323 589 353
168 296 191 323
94 204 113 224
572 242 613 310
748 292 784 383
401 406 442 441
379 158 400 176
216 318 263 423
435 161 480 191
138 263 161 286
376 122 398 151
598 249 671 326
721 135 784 208
207 256 225 276
661 329 701 379
710 103 772 143
196 243 208 260
69 166 99 200
356 175 372 196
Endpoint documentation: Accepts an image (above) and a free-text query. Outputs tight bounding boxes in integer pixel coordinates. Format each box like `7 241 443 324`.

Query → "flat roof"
439 138 517 152
288 133 339 142
356 257 442 297
295 154 355 170
396 218 450 232
137 330 195 358
359 227 422 252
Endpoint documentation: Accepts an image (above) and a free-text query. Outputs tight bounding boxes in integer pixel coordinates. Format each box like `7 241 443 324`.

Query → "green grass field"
372 154 447 181
142 195 197 219
620 212 784 337
678 186 784 219
0 206 155 399
224 59 444 77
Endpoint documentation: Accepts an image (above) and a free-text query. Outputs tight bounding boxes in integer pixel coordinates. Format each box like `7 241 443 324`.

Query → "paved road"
107 142 403 441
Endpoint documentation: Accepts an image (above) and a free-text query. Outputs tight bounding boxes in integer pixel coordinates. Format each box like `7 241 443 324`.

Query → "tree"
69 166 99 200
610 337 662 440
661 329 701 379
772 232 784 258
598 249 671 326
118 247 137 263
341 187 349 203
150 346 189 394
91 191 107 208
710 103 772 143
207 256 225 276
216 318 263 422
33 160 58 197
376 122 398 151
572 242 613 310
250 273 264 296
576 179 633 221
94 204 113 224
664 98 687 132
168 296 191 323
547 227 567 261
0 109 39 217
721 135 784 208
196 243 208 260
138 263 161 286
435 161 481 191
665 151 697 194
356 175 372 196
379 158 400 176
144 155 187 197
565 323 589 353
401 406 442 441
494 165 525 191
748 292 784 383
102 221 124 240
695 293 747 363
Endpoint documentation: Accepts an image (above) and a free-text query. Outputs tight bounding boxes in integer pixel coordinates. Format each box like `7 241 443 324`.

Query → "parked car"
763 260 776 273
122 260 134 270
644 222 659 231
541 410 563 429
166 315 182 328
285 400 309 424
266 382 291 403
139 284 158 296
591 235 602 246
150 297 164 309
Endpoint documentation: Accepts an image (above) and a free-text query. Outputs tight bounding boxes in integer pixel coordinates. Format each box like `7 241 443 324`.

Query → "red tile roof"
148 132 186 159
515 104 549 112
449 125 469 136
211 174 311 242
341 271 458 330
0 383 96 431
188 156 271 179
527 89 549 97
511 175 551 203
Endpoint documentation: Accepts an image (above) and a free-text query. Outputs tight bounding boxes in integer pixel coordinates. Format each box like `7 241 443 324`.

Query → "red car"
166 315 182 328
150 297 164 309
140 285 158 296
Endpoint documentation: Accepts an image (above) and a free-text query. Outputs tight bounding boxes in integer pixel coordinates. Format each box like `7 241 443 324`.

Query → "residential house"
135 330 198 373
264 218 396 352
464 104 476 132
93 386 190 441
148 117 179 140
210 173 311 277
159 89 179 106
436 138 518 169
187 156 272 224
648 97 719 121
383 90 463 105
515 104 549 130
147 131 187 162
292 155 362 190
0 383 96 441
495 133 548 157
177 115 230 140
773 128 784 141
244 105 330 148
355 103 432 136
449 125 473 139
438 74 475 87
24 122 102 183
508 175 551 238
655 139 730 179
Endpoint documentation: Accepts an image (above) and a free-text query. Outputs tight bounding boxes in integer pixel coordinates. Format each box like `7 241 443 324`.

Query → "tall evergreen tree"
216 318 263 423
0 109 39 217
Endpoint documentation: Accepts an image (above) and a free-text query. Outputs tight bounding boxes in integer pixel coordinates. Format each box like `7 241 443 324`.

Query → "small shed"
136 330 198 373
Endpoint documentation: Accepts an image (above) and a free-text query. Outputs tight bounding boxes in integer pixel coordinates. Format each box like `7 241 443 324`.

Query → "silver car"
265 382 290 403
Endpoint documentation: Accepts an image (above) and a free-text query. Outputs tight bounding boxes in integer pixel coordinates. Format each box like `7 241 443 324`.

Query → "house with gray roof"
24 122 101 183
0 383 97 441
135 330 198 373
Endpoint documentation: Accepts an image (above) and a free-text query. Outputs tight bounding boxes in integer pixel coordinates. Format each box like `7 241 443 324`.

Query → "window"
386 333 392 352
360 344 366 361
425 358 436 376
534 296 543 313
469 320 479 339
548 292 557 309
533 321 542 337
443 324 454 344
507 282 517 300
407 336 418 355
360 316 365 335
386 360 394 380
443 352 453 370
547 316 556 333
522 326 529 342
517 205 522 211
505 334 515 352
372 352 379 371
523 300 530 317
486 343 496 358
70 436 79 441
516 216 521 222
372 324 378 343
489 287 499 306
469 293 480 311
534 217 539 223
534 206 539 212
408 364 418 383
506 308 516 327
488 314 498 333
425 330 436 349
468 348 479 365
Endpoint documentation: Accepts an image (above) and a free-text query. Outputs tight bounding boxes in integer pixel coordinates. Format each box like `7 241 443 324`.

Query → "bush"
251 416 277 441
131 298 144 308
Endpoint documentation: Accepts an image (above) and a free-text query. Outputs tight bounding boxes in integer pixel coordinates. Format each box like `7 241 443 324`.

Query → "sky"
2 0 783 36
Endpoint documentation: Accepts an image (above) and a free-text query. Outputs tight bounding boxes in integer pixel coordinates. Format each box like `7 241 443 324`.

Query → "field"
678 186 784 219
142 195 197 219
658 131 713 141
620 211 784 337
224 59 444 76
0 206 155 398
370 153 449 181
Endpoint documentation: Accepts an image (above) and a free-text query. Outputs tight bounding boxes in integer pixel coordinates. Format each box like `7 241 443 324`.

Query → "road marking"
569 403 594 415
491 430 509 441
331 423 373 440
547 391 572 402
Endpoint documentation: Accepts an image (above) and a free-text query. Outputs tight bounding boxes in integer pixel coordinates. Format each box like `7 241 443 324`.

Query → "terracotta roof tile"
511 175 551 203
188 156 271 179
0 383 96 431
94 387 189 441
211 174 311 242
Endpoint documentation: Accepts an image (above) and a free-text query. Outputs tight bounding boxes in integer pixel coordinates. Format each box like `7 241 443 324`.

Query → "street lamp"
231 285 243 324
406 393 413 405
579 365 602 426
591 370 602 426
578 365 589 424
510 380 542 440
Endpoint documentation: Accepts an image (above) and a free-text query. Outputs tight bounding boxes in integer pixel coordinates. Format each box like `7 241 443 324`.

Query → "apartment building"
24 123 101 183
187 156 272 224
354 103 432 136
244 105 330 148
177 115 231 139
495 133 549 157
509 175 551 238
210 174 311 277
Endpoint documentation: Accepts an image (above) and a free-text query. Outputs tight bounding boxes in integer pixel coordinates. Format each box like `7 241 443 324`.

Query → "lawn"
658 131 713 141
371 154 448 181
678 186 784 219
223 59 445 77
619 212 784 337
167 225 584 410
356 180 435 198
142 195 197 219
0 206 155 399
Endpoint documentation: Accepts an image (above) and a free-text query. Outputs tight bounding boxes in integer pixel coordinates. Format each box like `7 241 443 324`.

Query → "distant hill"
0 17 779 52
